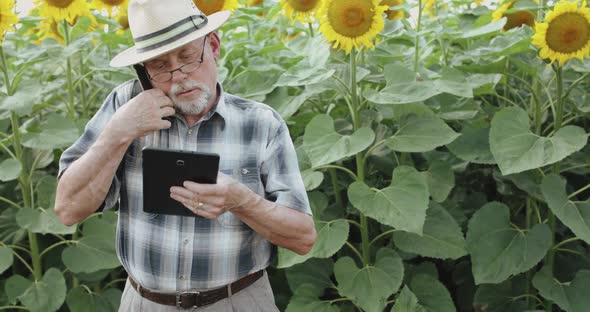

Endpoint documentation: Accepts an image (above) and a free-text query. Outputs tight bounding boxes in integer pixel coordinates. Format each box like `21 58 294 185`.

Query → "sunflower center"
504 10 535 30
99 0 126 6
287 0 319 12
195 0 224 15
328 0 373 37
45 0 75 8
546 12 590 53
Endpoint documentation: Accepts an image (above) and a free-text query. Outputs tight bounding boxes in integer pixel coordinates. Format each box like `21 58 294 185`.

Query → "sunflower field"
0 0 589 311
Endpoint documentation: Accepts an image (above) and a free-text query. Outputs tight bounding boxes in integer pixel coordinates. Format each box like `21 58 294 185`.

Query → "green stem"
552 237 581 250
345 242 363 263
329 169 344 211
63 20 75 119
103 278 127 289
369 229 401 247
0 306 29 310
40 240 76 258
0 47 11 94
79 51 88 117
569 183 590 199
315 165 357 180
554 66 564 131
350 49 370 266
307 22 314 37
0 196 21 209
414 0 423 74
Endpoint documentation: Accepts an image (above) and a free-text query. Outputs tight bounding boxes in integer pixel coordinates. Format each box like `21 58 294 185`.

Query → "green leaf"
0 159 22 182
394 202 467 260
466 202 552 284
385 115 460 153
5 275 32 305
447 120 495 164
275 66 335 87
460 17 506 39
391 286 427 312
277 219 349 268
62 235 120 273
0 83 40 115
335 248 404 312
22 114 80 150
348 166 429 235
16 208 76 235
303 114 375 168
286 284 339 312
409 274 456 312
66 287 113 312
474 277 528 312
36 175 57 209
490 107 588 175
102 288 122 311
0 247 13 274
424 161 455 203
533 266 590 312
302 169 323 191
19 268 66 312
541 174 590 245
286 258 334 292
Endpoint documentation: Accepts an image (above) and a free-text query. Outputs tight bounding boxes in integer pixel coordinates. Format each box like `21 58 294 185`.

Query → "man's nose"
170 67 189 82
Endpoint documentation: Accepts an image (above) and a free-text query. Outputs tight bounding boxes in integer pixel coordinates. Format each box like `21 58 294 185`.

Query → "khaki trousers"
118 271 280 312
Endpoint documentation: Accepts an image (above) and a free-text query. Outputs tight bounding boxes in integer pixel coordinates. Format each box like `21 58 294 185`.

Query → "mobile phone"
133 64 153 90
133 64 174 121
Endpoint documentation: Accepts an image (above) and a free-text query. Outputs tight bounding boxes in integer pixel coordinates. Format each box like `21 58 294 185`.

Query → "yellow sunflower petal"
91 0 129 17
319 0 387 55
0 0 19 41
380 0 405 20
493 0 536 31
280 0 322 23
533 0 590 66
194 0 239 15
34 0 92 24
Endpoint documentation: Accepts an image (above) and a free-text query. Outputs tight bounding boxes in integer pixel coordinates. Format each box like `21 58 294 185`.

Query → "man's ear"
208 32 221 61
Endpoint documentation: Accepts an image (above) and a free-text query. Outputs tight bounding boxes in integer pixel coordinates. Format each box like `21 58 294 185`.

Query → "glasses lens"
151 72 172 83
180 62 201 74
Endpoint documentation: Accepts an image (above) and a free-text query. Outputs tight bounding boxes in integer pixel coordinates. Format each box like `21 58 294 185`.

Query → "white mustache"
171 80 204 96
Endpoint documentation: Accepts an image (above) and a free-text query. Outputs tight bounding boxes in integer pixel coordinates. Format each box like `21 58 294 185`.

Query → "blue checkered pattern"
59 80 311 292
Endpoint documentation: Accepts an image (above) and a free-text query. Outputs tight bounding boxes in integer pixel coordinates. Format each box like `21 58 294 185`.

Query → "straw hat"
110 0 229 67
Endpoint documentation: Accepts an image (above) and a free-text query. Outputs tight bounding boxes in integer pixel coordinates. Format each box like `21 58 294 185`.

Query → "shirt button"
187 129 193 135
183 238 189 244
180 275 185 280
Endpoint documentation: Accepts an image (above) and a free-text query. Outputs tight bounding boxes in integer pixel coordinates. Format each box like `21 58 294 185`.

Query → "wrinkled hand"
169 172 254 219
108 89 175 141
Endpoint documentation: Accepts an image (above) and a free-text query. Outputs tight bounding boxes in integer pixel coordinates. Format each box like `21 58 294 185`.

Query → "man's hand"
107 89 175 142
169 172 255 219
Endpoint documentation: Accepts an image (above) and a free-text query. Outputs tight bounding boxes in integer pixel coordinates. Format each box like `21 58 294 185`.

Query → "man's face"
144 34 220 115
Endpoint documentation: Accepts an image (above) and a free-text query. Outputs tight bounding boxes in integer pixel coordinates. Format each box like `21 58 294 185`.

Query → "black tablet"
142 147 219 216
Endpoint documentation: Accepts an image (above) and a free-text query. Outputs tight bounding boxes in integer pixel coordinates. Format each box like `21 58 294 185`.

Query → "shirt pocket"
218 167 261 228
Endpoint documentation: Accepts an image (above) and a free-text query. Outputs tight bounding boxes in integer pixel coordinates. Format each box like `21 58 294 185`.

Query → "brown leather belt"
128 270 263 309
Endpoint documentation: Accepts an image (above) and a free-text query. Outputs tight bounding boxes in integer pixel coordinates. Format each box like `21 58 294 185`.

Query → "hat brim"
110 11 230 67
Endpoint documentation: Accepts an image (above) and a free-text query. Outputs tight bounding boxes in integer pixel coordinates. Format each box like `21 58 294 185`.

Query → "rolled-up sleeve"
260 120 311 215
58 81 136 210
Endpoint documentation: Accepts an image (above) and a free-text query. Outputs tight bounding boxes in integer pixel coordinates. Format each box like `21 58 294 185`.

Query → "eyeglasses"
147 36 208 83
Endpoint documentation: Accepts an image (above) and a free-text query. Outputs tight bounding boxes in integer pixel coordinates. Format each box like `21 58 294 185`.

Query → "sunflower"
91 0 129 17
33 18 65 44
492 1 536 31
423 0 435 17
0 0 19 41
247 0 263 6
115 8 129 34
34 0 92 24
318 0 387 54
532 0 590 66
280 0 322 23
474 0 483 5
193 0 239 15
381 0 404 20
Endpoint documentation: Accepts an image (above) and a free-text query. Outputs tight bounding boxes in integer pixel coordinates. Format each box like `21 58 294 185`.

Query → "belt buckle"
176 289 201 309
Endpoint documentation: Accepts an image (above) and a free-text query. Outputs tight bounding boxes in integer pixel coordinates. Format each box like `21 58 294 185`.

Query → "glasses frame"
146 36 208 83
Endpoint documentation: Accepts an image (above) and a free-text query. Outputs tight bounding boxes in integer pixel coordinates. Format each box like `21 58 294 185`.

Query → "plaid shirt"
59 80 311 292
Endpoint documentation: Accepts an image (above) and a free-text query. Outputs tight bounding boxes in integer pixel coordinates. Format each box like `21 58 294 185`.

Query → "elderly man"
54 0 316 310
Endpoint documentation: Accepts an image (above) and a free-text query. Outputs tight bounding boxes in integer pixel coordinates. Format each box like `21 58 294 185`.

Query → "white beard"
169 80 212 115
